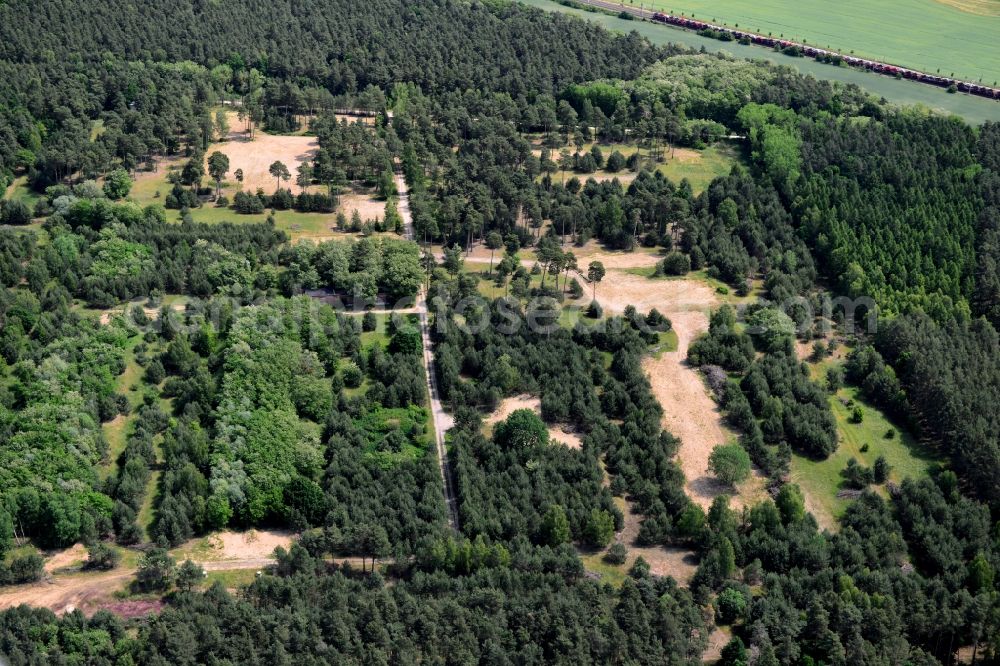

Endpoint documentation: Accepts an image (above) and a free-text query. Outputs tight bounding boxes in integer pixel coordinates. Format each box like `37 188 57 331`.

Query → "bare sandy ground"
98 302 184 326
171 529 295 562
339 189 386 221
43 543 88 574
642 308 768 510
484 395 583 449
456 241 662 271
209 112 318 194
612 496 698 584
595 270 715 315
702 626 732 663
589 270 768 510
0 529 295 616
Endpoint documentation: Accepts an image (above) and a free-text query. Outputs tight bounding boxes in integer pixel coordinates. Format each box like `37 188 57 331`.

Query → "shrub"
709 443 751 486
233 191 265 214
873 455 891 483
582 509 615 548
586 300 603 319
0 199 31 225
715 587 748 624
342 363 363 388
660 251 691 276
85 542 121 571
604 542 628 565
605 150 626 172
841 457 874 488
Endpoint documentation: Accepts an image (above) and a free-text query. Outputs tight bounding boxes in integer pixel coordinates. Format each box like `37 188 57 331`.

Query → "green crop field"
519 0 1000 124
621 0 1000 83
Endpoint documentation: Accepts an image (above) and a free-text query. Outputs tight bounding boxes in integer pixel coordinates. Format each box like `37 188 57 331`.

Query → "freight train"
649 12 1000 101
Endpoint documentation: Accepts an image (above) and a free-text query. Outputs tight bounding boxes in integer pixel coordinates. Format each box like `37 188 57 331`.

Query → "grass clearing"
789 360 939 527
99 334 145 479
2 175 41 210
536 140 742 195
204 568 259 589
136 468 162 540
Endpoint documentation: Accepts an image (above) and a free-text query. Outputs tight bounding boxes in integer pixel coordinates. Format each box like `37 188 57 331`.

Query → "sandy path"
643 309 767 510
589 270 767 510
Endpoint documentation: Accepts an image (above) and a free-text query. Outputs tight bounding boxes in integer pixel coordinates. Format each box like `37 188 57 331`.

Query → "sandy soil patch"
484 394 583 449
643 309 768 510
0 529 296 616
702 626 732 663
44 543 89 574
98 301 185 326
602 275 767 510
209 112 318 194
436 240 663 272
596 271 716 315
339 189 386 221
334 113 376 126
0 571 134 616
612 495 699 584
173 529 295 563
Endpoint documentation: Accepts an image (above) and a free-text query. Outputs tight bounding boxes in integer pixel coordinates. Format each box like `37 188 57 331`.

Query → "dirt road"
394 165 460 530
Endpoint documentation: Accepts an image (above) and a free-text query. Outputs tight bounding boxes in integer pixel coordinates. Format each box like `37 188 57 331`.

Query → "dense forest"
1 0 1000 663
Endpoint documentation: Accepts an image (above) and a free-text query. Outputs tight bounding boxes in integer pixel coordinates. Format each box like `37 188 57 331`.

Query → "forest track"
394 164 461 531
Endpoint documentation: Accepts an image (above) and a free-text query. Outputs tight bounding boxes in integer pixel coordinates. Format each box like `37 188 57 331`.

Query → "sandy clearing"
44 543 88 574
0 529 297 616
99 303 184 326
0 570 135 616
642 308 768 510
172 529 296 562
209 112 318 194
339 190 386 221
435 241 664 271
702 626 732 663
595 270 716 315
484 395 583 449
598 271 767 510
612 495 699 584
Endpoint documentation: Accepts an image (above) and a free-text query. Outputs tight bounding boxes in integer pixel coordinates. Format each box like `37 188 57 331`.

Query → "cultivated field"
623 0 1000 83
518 0 1000 124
